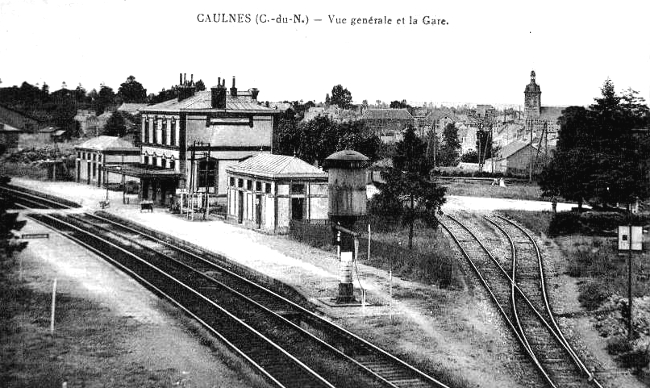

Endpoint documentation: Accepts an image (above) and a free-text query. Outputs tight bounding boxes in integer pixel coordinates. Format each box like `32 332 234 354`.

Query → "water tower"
322 150 369 303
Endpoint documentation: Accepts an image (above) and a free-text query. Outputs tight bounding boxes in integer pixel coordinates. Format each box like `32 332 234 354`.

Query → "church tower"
524 70 541 119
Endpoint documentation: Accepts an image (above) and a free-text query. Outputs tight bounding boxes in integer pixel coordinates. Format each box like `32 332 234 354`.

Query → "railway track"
0 184 78 210
12 185 450 388
440 212 603 388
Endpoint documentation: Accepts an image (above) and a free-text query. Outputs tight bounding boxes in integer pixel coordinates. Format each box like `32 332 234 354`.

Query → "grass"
498 209 650 307
499 209 554 236
290 219 462 289
441 180 543 201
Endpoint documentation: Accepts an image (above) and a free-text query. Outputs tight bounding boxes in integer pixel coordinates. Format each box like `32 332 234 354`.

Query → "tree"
539 106 593 209
117 75 147 103
195 79 206 91
275 115 381 166
540 79 650 209
103 111 127 137
461 150 479 163
438 123 461 166
96 85 116 115
329 85 353 109
372 125 446 249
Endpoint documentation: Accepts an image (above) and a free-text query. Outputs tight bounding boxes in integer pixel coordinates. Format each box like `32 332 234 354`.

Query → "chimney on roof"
178 72 196 102
250 88 259 100
230 76 237 98
211 77 227 109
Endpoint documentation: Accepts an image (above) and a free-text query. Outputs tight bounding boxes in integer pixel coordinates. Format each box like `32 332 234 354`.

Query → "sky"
1 0 649 108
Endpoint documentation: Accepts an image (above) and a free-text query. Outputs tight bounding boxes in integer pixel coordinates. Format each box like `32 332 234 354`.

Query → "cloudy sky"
1 0 648 107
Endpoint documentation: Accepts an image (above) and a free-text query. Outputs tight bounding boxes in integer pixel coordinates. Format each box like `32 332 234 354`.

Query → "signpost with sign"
618 225 643 340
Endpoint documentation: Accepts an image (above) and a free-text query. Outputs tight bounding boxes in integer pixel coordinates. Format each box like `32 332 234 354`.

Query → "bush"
548 212 582 236
577 281 612 310
617 347 650 373
607 335 634 355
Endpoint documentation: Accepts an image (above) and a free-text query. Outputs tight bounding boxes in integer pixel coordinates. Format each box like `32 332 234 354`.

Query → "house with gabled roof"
225 153 328 233
487 139 550 176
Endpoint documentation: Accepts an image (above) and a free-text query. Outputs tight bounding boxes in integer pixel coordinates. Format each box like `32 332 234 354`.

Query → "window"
144 155 149 165
161 119 167 145
255 181 261 191
92 163 96 178
152 119 158 144
291 183 305 194
246 180 252 190
142 118 148 144
230 177 235 186
198 159 216 190
169 160 176 170
171 119 176 146
237 179 243 188
265 183 271 194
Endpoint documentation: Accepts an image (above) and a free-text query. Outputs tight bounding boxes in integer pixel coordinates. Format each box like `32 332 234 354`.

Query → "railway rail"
440 212 603 388
11 185 449 388
0 184 78 210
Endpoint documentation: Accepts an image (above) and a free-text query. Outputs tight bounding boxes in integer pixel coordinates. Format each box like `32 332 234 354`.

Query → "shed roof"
226 153 327 180
498 140 537 159
75 136 138 152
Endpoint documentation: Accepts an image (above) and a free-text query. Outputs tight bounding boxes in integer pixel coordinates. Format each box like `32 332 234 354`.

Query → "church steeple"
524 70 541 119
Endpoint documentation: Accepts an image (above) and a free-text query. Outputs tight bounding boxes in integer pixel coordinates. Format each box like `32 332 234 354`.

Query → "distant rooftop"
75 136 138 152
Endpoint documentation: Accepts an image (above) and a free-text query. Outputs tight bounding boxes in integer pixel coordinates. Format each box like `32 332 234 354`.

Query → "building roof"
104 164 183 178
362 108 413 121
425 108 457 122
142 90 278 114
498 140 537 159
226 153 327 180
0 122 26 133
117 103 148 114
75 136 138 152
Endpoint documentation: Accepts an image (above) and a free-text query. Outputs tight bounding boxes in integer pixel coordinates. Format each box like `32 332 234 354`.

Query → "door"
238 191 244 223
291 198 304 220
255 195 262 228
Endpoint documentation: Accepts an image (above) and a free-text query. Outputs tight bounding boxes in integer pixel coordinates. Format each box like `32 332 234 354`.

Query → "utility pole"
528 118 534 182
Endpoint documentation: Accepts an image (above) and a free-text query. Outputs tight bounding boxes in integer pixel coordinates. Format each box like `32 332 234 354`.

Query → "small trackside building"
74 136 140 187
225 153 328 233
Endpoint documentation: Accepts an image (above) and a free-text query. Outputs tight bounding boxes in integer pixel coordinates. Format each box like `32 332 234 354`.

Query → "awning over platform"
104 164 183 179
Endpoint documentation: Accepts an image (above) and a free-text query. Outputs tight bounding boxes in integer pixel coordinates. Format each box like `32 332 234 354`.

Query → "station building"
74 136 140 187
107 74 282 206
225 153 328 233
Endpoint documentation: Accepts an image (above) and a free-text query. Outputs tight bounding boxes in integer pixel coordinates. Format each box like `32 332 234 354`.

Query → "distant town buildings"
361 108 414 143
